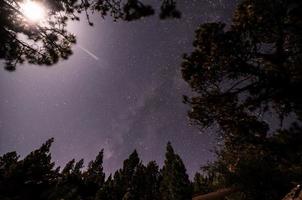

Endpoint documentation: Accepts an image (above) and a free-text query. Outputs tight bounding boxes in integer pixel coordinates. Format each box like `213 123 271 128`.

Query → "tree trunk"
281 185 302 200
192 188 238 200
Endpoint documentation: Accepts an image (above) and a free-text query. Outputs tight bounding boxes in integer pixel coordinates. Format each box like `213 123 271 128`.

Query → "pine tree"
83 150 105 200
181 0 302 198
96 175 115 200
50 158 84 200
181 0 302 135
0 139 199 200
160 142 192 200
159 0 181 19
110 170 124 200
120 150 144 200
144 161 161 200
192 172 213 195
0 151 20 199
0 138 58 200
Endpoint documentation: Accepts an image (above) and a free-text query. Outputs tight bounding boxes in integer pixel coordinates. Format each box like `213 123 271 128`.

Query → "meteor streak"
78 45 99 61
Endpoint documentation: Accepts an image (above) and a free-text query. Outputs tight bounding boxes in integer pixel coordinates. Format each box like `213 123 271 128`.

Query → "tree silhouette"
181 0 302 199
9 137 298 199
160 142 192 200
0 138 194 200
123 0 154 21
96 174 115 200
50 158 85 200
159 0 181 20
119 150 146 200
0 138 58 200
144 161 161 200
83 150 105 200
182 0 302 135
192 172 215 195
197 123 302 200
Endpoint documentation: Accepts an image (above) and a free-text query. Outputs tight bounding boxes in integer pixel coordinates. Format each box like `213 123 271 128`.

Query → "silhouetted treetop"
1 136 300 200
160 142 192 200
159 0 181 20
181 1 302 199
182 0 302 135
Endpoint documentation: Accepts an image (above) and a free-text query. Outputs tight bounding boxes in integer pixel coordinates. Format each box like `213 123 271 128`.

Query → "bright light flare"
20 0 46 22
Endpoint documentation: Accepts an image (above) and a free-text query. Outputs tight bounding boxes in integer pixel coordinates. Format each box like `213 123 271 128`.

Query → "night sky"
0 0 238 178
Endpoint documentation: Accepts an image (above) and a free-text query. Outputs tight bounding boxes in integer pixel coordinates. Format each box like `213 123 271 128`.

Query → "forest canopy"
181 0 302 199
0 139 193 200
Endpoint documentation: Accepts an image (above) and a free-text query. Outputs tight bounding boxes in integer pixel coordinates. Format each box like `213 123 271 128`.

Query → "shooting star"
78 45 99 61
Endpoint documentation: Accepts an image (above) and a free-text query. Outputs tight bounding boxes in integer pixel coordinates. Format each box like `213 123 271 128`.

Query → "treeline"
1 129 302 200
0 139 196 200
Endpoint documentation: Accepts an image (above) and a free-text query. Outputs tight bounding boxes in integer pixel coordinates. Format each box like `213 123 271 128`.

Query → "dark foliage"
159 0 181 20
0 140 191 200
159 142 192 200
182 0 302 199
182 0 302 134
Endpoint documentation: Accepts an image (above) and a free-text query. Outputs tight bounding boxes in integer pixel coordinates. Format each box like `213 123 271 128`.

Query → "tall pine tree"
83 150 105 200
0 138 58 200
160 142 192 200
144 161 161 200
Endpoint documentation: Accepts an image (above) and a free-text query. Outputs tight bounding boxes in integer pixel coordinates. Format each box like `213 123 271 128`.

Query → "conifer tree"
96 175 115 200
111 170 125 200
160 142 192 200
120 150 144 200
181 0 302 198
0 152 20 199
83 150 105 200
144 161 161 200
192 172 213 195
0 138 57 200
50 158 84 200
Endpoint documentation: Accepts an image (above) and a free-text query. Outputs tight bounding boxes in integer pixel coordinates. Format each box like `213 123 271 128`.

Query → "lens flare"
20 0 46 22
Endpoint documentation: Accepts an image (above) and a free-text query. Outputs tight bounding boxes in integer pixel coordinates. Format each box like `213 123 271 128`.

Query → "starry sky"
0 0 238 178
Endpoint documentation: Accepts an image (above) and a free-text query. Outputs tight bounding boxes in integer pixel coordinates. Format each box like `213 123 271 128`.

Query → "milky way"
0 0 238 177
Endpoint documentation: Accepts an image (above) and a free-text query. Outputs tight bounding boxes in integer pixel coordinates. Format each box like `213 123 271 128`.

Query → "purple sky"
0 0 238 178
